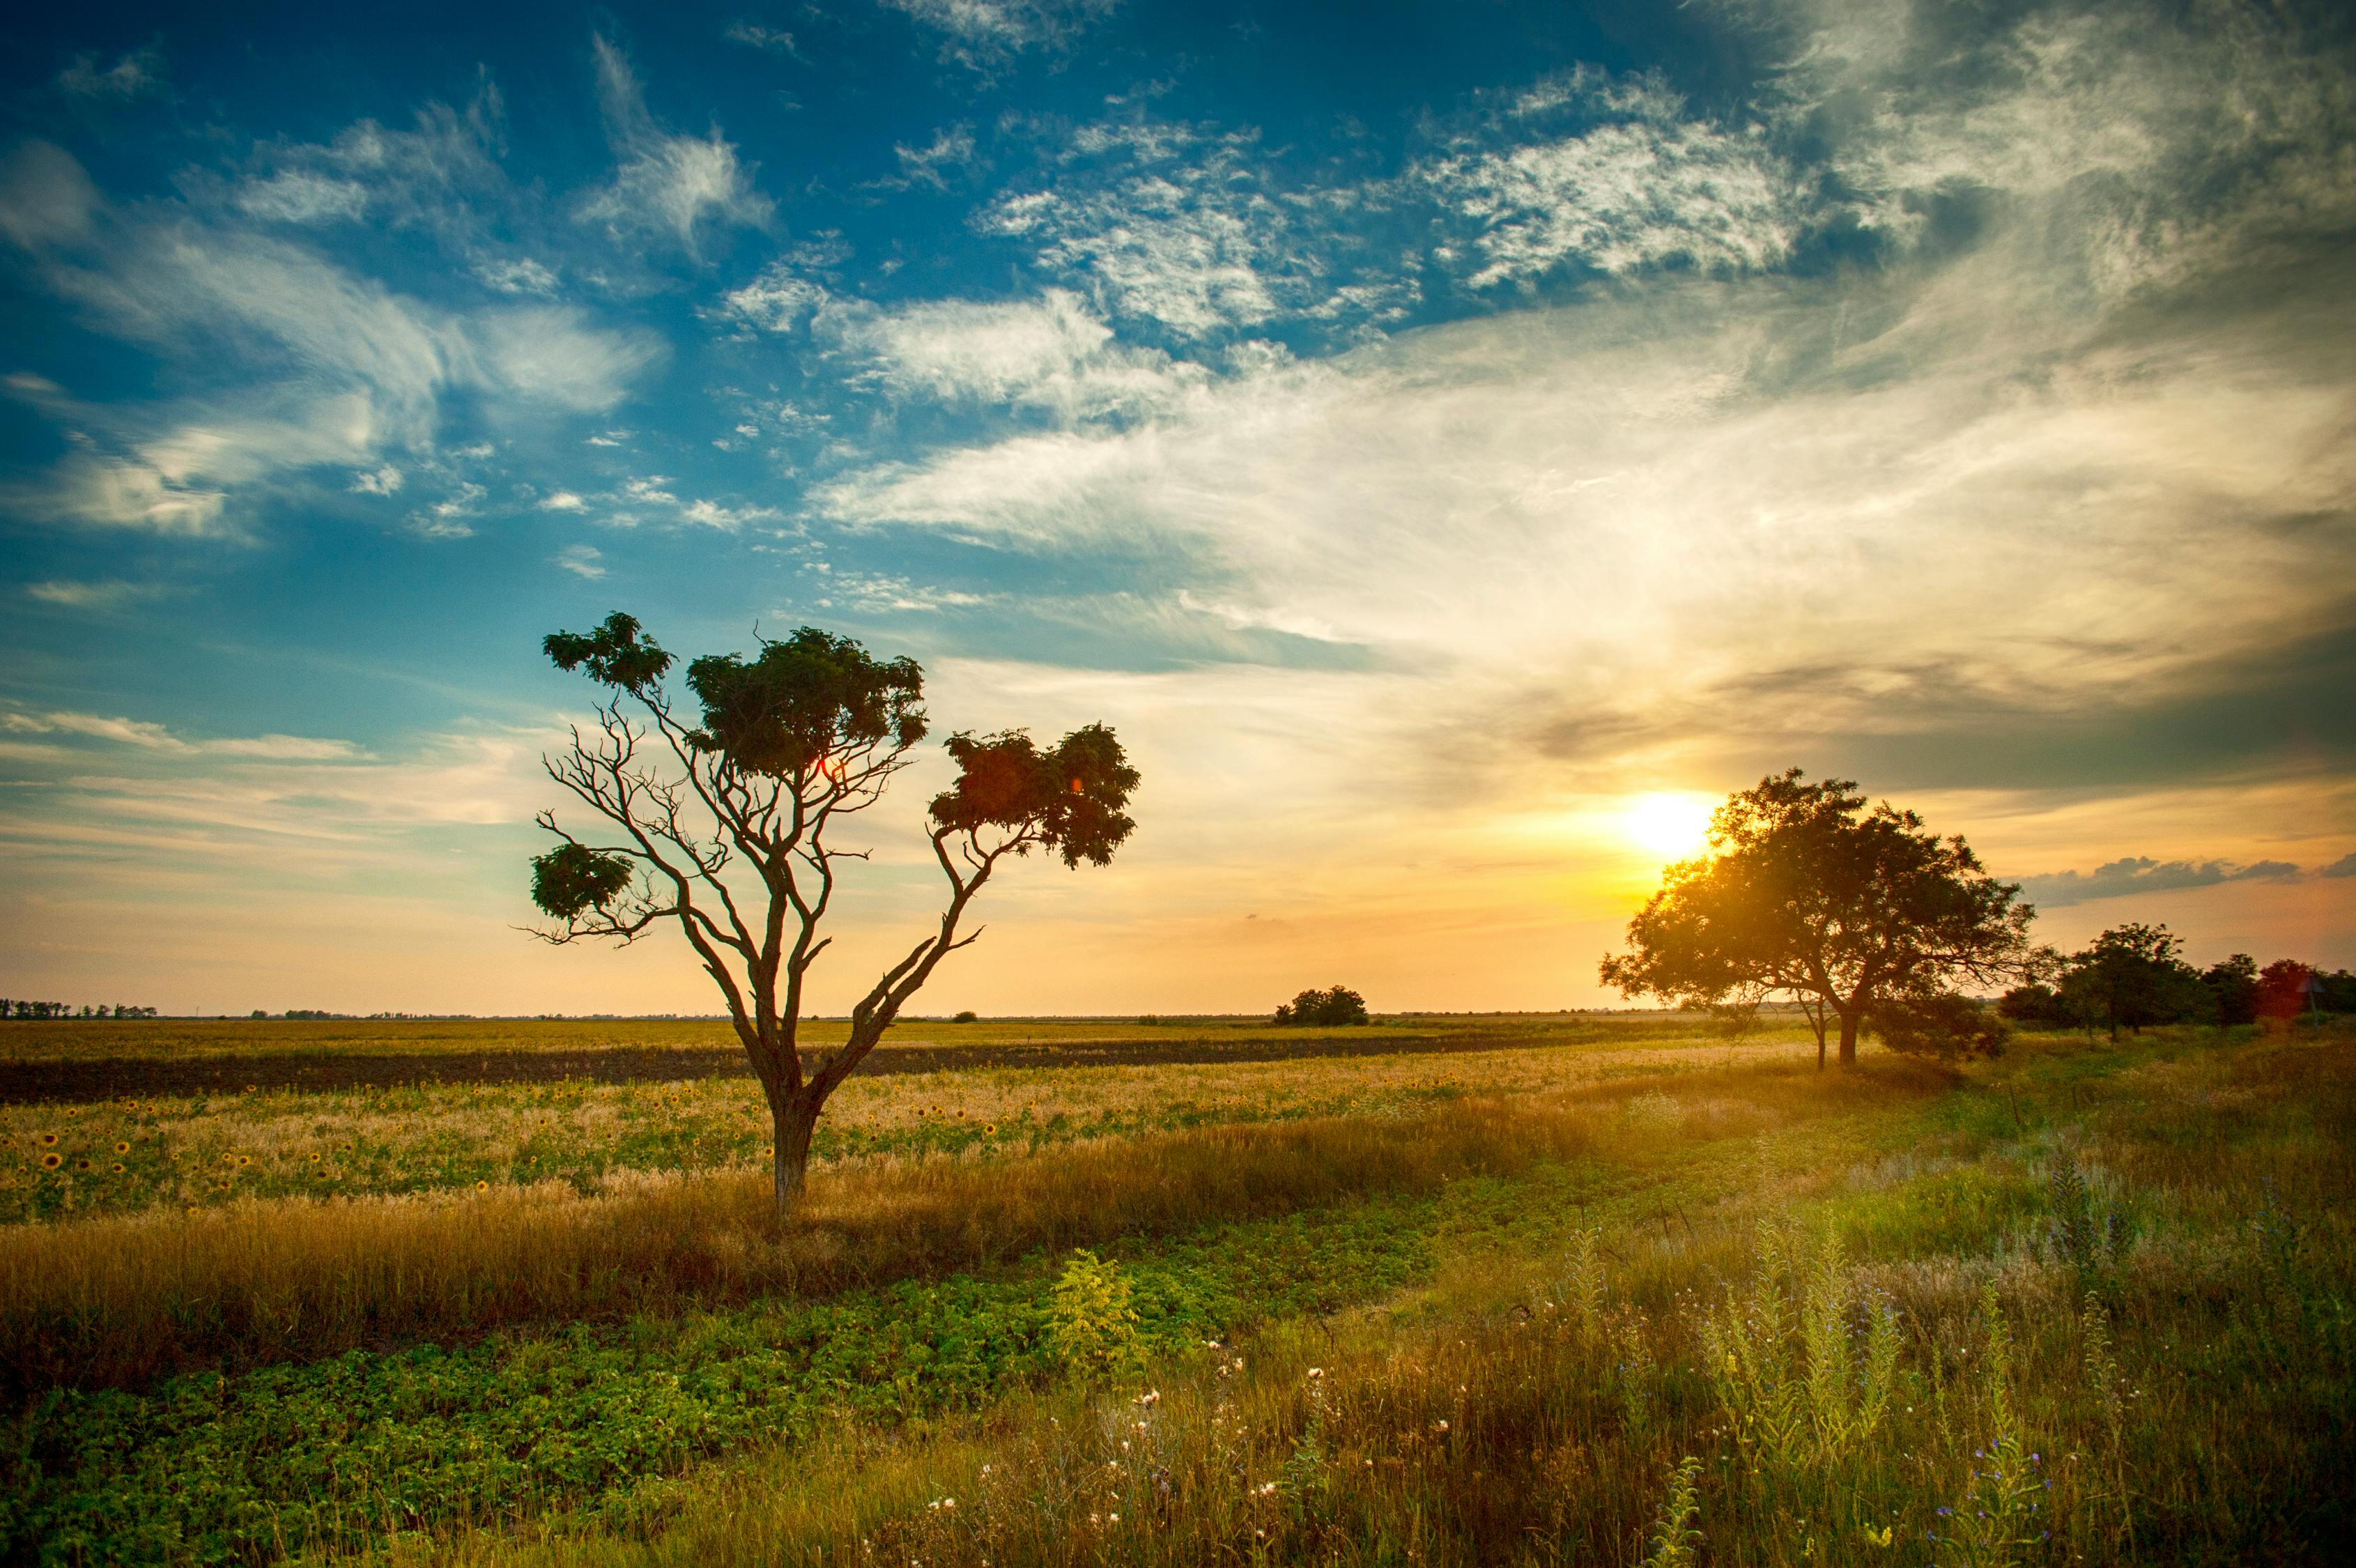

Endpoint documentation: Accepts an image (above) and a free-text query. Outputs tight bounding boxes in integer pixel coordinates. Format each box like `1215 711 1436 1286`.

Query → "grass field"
0 1014 2348 1566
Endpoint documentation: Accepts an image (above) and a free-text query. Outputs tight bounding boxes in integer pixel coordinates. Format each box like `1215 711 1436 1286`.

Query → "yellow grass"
0 1047 1932 1395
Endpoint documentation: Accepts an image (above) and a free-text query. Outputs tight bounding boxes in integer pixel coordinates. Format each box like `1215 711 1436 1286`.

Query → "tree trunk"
1837 1010 1860 1068
771 1093 819 1215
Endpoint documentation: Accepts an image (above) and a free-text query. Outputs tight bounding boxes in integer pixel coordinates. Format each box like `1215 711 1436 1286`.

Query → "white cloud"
0 145 659 536
0 141 101 249
1 709 361 760
58 47 164 100
578 36 773 252
23 580 167 610
725 22 799 56
824 289 1204 420
538 490 588 512
468 306 663 413
474 256 560 295
879 0 1119 65
893 124 977 190
235 169 371 225
681 498 781 528
980 130 1296 338
554 543 606 578
1419 75 1800 286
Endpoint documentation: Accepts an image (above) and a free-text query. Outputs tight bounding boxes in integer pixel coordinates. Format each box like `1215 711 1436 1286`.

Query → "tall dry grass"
0 1056 1935 1397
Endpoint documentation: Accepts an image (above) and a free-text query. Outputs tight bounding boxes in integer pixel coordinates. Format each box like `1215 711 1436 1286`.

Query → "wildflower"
1308 1367 1323 1379
38 1134 56 1148
476 1179 490 1192
40 1153 60 1170
114 1142 130 1155
1434 1420 1449 1432
985 1124 997 1135
110 1163 124 1174
236 1155 252 1167
309 1152 322 1163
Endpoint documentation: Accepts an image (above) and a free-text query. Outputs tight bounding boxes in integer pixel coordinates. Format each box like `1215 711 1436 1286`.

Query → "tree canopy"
1599 768 2036 1068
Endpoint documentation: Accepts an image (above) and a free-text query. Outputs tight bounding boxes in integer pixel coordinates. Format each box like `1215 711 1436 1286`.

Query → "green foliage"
927 725 1139 868
0 1195 1436 1562
529 843 634 921
544 613 675 691
2044 1154 2124 1282
1045 1250 1142 1383
1700 1222 1899 1470
2058 923 2203 1037
2202 953 2260 1027
1272 986 1369 1027
682 626 926 779
1871 990 2012 1060
1642 1456 1706 1568
1928 1286 2047 1568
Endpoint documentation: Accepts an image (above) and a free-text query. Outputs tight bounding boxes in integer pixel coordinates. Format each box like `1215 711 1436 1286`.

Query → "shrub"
1273 986 1369 1027
1871 991 2010 1060
950 1010 978 1024
1045 1249 1141 1383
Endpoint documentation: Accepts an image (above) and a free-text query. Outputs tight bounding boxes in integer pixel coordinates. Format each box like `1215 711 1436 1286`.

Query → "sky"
1 0 2353 1017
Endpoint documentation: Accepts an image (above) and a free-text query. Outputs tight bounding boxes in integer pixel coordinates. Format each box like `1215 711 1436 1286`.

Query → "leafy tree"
531 613 1139 1211
2056 924 2201 1038
1599 769 2036 1069
2201 953 2260 1028
1274 985 1370 1026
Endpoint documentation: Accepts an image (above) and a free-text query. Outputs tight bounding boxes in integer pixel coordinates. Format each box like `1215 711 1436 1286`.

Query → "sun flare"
1622 793 1714 861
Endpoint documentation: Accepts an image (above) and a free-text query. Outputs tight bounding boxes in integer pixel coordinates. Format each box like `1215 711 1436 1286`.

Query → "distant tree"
1274 985 1370 1026
1870 991 2012 1061
2057 924 2201 1038
2201 953 2260 1028
2249 959 2348 1020
1599 769 2038 1070
531 614 1139 1212
1998 983 2072 1029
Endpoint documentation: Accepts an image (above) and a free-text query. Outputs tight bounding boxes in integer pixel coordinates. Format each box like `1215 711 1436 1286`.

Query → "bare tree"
529 614 1139 1211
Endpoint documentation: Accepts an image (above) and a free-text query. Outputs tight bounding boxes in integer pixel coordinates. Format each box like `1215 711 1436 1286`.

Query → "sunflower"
985 1124 998 1136
114 1141 131 1155
37 1133 56 1148
308 1151 322 1164
236 1154 252 1167
110 1162 125 1174
475 1179 490 1192
41 1153 61 1169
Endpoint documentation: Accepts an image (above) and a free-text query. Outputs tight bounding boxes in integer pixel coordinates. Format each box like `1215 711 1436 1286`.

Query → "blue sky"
3 0 2353 1014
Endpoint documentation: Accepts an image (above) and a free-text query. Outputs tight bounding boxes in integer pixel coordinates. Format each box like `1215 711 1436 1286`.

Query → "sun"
1622 792 1714 860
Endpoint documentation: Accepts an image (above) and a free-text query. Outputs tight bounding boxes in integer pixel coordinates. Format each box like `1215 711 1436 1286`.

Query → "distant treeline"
0 1001 159 1020
2002 924 2353 1036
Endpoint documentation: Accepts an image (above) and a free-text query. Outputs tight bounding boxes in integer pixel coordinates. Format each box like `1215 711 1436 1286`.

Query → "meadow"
0 1014 2348 1566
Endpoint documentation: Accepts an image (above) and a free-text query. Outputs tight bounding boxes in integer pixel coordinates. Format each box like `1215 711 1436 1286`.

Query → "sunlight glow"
1622 793 1714 861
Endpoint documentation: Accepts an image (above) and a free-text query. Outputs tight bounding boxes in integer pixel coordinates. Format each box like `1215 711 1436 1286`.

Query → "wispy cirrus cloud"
879 0 1120 68
577 35 773 254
